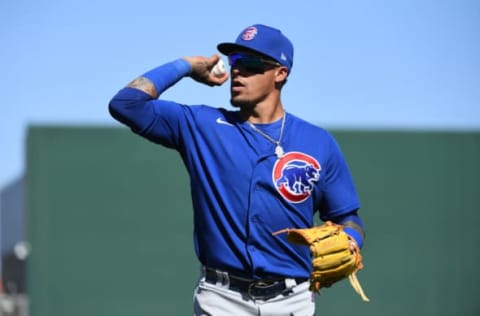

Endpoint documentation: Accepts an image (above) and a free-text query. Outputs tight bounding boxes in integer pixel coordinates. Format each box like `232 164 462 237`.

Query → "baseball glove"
273 221 369 302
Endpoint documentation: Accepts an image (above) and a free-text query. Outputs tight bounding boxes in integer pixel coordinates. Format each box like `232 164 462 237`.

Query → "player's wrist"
141 59 191 93
343 226 363 249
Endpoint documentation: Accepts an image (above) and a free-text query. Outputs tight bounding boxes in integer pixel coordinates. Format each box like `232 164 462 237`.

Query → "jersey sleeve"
108 59 193 149
109 88 190 149
319 133 360 219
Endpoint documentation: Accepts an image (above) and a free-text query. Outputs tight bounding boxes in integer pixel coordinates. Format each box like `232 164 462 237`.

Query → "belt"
204 267 308 300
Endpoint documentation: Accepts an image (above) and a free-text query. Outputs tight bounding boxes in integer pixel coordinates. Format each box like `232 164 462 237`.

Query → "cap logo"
280 52 287 61
242 26 258 41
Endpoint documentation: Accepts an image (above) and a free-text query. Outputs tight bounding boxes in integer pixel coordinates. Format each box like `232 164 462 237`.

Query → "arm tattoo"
127 77 158 98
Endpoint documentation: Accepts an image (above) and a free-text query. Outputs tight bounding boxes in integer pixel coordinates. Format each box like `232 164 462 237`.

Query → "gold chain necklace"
248 113 286 158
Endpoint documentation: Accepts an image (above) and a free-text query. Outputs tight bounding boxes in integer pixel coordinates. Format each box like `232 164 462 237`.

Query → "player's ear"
274 66 289 83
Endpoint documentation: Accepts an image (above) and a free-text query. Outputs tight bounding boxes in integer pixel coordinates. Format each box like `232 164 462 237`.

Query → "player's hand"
184 54 229 86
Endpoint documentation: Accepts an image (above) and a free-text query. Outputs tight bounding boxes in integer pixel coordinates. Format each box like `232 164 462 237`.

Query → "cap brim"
217 43 265 57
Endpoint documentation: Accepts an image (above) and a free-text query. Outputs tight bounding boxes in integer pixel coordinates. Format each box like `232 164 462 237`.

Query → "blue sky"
1 0 479 189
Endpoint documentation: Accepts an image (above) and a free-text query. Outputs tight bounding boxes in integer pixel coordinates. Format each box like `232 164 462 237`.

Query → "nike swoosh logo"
216 117 234 126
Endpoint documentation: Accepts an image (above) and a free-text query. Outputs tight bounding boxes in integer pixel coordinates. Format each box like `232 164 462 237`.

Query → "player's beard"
230 97 255 110
230 92 267 111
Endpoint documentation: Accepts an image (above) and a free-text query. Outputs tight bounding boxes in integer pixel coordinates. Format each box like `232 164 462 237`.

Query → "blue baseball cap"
217 24 294 71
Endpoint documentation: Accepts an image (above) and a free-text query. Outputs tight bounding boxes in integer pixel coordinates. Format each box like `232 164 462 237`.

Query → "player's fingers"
207 54 229 86
207 54 221 68
209 72 229 86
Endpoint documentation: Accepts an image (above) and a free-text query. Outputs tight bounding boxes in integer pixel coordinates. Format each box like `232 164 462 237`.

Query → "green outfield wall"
26 126 480 316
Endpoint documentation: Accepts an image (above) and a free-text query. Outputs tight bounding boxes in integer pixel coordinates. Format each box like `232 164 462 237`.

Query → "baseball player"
109 24 366 315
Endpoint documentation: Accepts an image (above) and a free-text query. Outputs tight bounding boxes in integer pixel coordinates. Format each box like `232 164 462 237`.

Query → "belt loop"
215 269 230 288
284 278 297 288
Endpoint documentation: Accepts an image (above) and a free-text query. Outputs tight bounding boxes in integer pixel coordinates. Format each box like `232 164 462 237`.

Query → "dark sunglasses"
228 53 281 73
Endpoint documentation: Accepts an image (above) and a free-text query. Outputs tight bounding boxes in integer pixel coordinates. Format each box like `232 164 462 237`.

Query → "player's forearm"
108 59 191 129
130 58 192 98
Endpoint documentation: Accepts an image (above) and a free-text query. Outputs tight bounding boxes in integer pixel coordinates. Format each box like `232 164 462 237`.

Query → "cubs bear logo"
272 152 321 203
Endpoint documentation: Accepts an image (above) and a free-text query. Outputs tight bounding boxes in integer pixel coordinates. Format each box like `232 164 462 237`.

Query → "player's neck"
242 100 285 124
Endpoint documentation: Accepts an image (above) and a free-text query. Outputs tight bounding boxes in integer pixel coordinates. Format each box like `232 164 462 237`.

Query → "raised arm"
108 54 229 146
123 54 228 99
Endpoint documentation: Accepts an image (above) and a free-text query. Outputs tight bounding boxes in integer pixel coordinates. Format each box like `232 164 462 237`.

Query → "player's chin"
230 97 253 109
229 94 242 107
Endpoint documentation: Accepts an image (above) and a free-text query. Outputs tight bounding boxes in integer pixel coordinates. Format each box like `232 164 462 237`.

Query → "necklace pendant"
275 144 284 158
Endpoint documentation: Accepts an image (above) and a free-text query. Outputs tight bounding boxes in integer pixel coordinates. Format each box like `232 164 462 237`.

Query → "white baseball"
211 59 226 77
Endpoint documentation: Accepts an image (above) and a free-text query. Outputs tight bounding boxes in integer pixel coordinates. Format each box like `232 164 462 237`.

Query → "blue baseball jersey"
109 59 360 279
